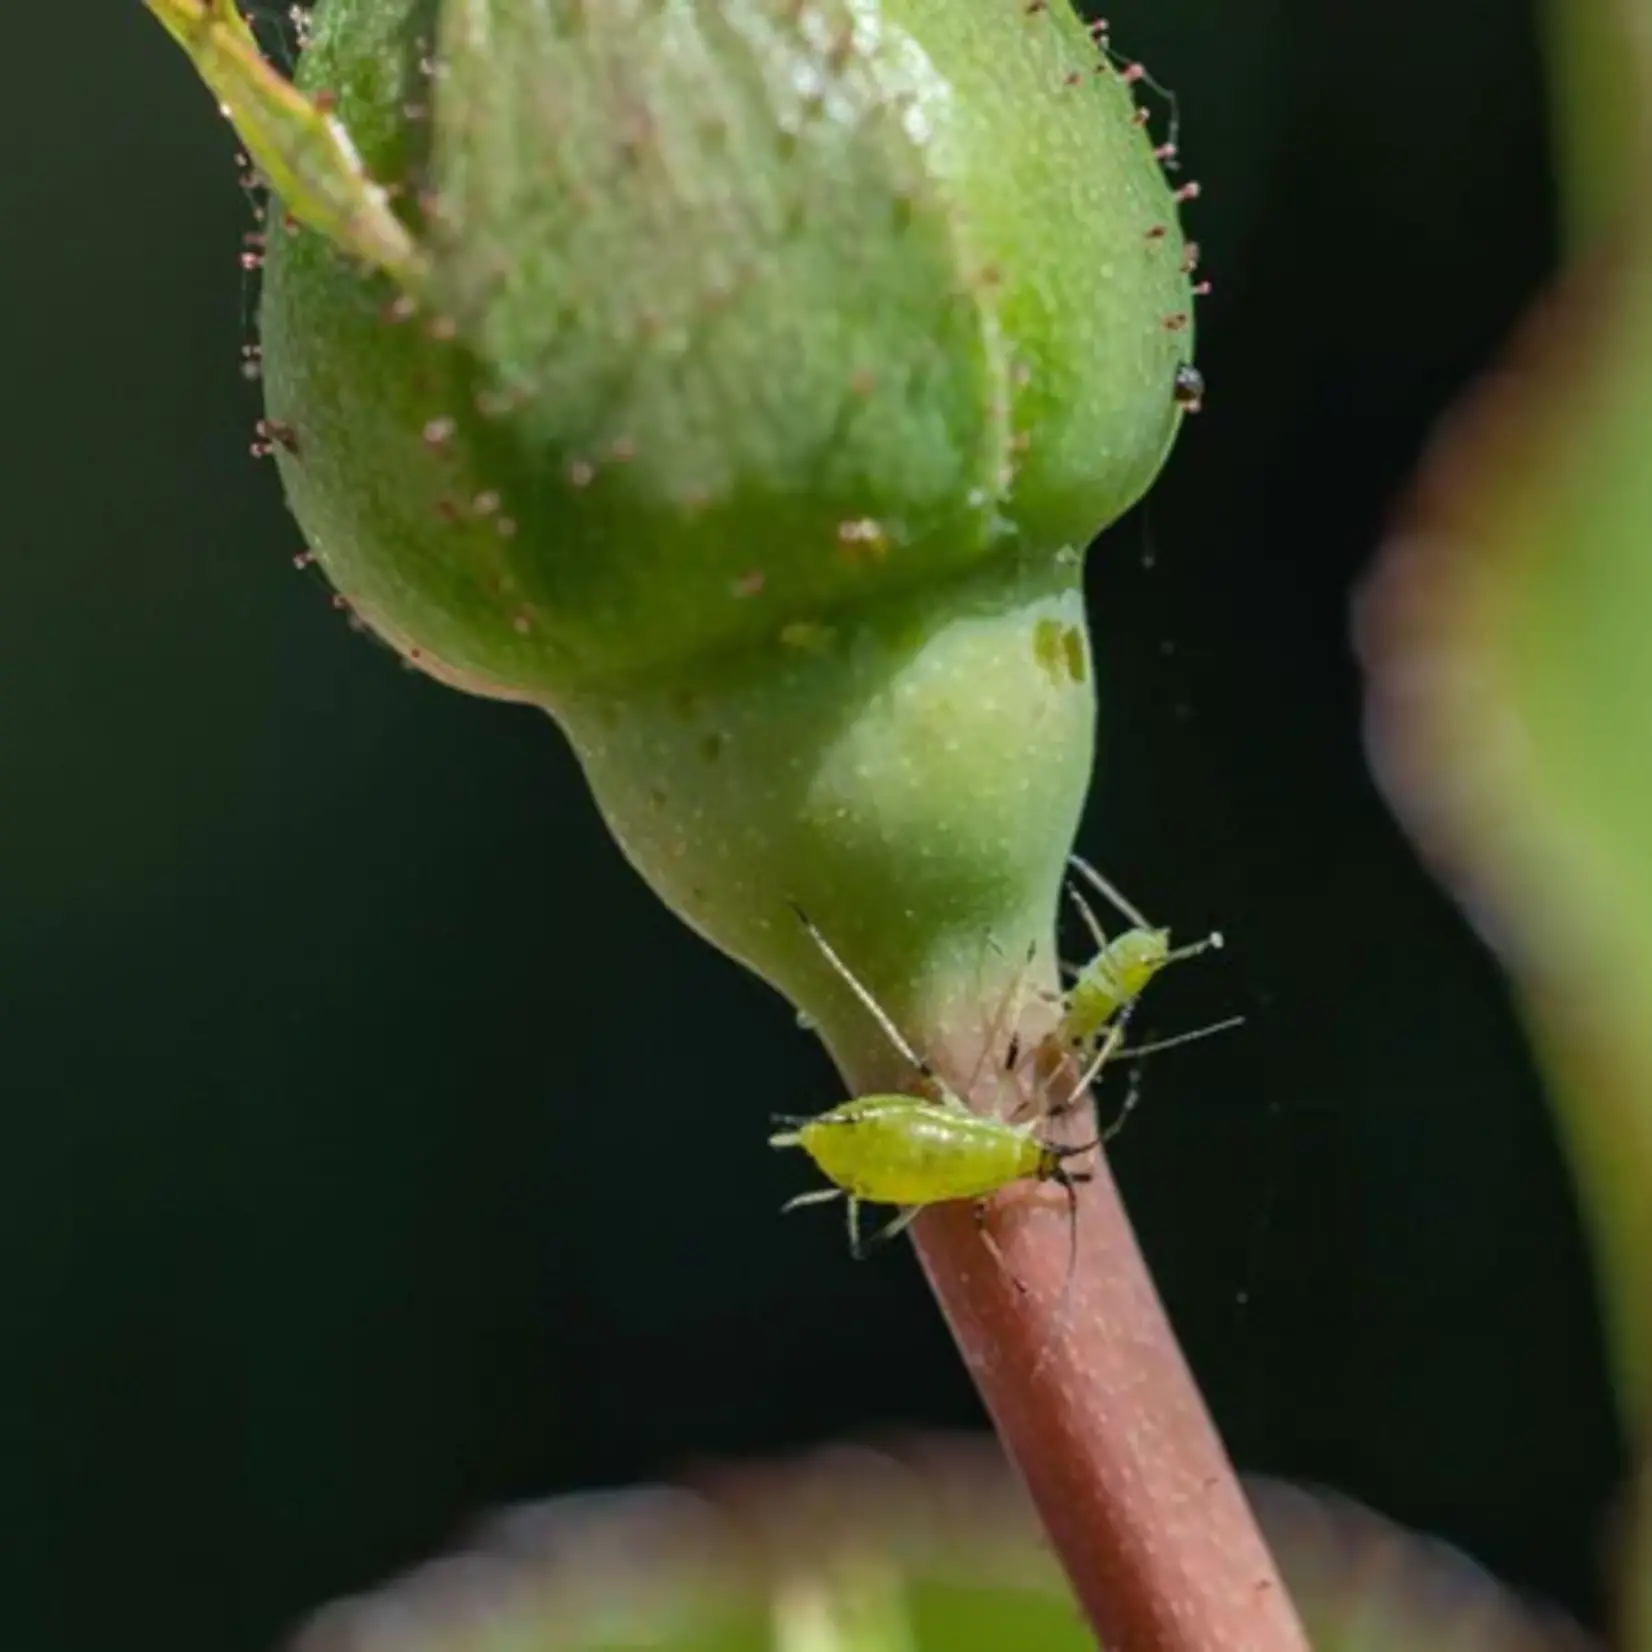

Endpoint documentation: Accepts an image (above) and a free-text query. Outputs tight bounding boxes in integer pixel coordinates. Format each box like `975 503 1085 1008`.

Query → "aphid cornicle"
1056 855 1225 1052
770 908 1123 1264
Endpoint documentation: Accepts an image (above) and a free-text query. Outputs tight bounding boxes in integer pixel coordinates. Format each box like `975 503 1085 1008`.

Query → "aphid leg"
790 904 933 1079
1112 1014 1247 1063
1099 1060 1147 1144
973 1201 1030 1294
1044 1050 1149 1156
997 977 1077 1123
1008 1036 1068 1122
1039 997 1138 1126
1011 1000 1129 1130
781 1188 843 1214
1068 854 1154 931
851 1203 922 1261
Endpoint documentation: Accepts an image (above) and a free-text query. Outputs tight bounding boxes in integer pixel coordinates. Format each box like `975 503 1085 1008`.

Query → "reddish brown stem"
911 1130 1308 1652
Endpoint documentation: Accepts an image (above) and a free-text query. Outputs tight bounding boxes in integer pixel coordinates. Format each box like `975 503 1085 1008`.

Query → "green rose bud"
152 0 1195 1075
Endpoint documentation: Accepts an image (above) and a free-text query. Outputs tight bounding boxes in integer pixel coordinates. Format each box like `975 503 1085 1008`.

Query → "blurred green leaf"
1360 0 1652 1634
1360 0 1652 1440
1250 1481 1596 1652
283 1438 1592 1652
289 1439 1094 1652
1631 1466 1652 1648
1540 0 1642 248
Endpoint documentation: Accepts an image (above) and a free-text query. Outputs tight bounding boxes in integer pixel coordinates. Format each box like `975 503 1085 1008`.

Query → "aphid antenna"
1028 1056 1146 1363
1055 1163 1090 1277
789 902 931 1078
1068 853 1154 931
1040 1043 1149 1157
1112 1014 1247 1063
1167 931 1225 961
1021 1148 1101 1374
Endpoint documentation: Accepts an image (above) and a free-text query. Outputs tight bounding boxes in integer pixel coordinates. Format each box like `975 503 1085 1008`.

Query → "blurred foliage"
1630 1468 1652 1649
1539 0 1641 248
1362 0 1652 1440
1360 0 1652 1637
286 1438 1595 1652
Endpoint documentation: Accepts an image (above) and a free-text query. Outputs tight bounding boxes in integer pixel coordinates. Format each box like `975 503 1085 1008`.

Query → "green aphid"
1056 855 1227 1051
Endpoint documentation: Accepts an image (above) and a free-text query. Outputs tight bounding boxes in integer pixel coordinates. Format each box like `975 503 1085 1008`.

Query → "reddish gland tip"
254 418 300 457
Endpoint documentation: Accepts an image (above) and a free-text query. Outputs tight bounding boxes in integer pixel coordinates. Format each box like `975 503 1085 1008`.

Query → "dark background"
1 1 1624 1647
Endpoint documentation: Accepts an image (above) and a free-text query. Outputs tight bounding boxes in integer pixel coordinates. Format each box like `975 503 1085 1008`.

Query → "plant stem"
904 1019 1309 1652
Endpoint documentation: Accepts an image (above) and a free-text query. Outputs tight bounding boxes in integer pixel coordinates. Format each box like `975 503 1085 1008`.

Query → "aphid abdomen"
1061 960 1130 1045
797 1096 1042 1206
1059 929 1173 1046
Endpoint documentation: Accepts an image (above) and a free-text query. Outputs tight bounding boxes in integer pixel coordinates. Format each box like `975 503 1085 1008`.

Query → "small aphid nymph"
1056 856 1225 1052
